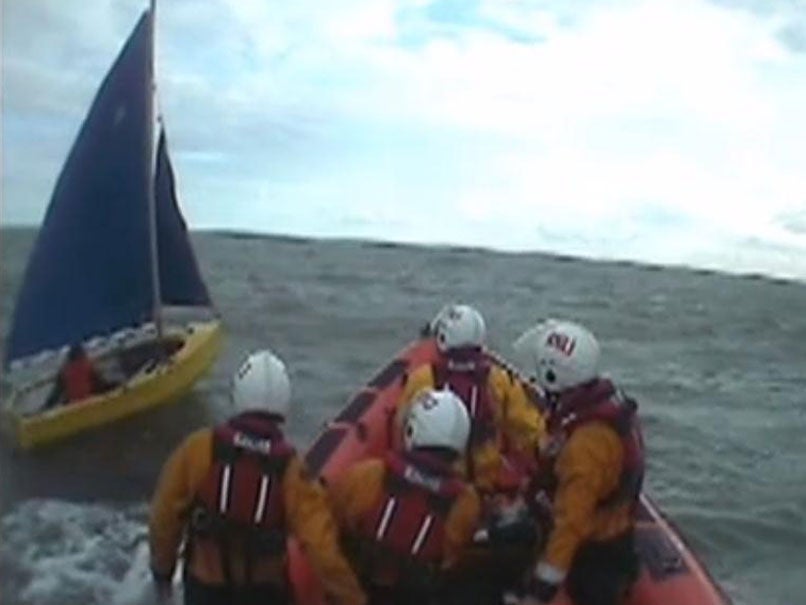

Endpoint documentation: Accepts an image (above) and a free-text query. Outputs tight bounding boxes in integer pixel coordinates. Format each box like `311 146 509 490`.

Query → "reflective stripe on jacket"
189 413 294 576
356 452 465 569
432 352 496 446
328 453 481 588
399 357 545 490
149 412 366 605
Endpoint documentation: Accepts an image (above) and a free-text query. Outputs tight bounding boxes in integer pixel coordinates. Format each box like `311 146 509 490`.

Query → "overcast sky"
3 0 806 280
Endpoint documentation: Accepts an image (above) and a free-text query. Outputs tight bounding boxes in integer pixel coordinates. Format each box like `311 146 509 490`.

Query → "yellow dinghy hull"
3 320 223 450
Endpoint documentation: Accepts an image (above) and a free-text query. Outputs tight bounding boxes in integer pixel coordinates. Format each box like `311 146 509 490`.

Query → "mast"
145 0 165 345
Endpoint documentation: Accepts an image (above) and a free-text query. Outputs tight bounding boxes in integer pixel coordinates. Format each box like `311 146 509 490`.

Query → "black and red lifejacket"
432 347 496 446
190 411 295 567
356 450 466 576
543 379 645 508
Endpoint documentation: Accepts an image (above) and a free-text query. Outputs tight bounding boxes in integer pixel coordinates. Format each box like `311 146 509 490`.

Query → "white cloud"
2 0 806 280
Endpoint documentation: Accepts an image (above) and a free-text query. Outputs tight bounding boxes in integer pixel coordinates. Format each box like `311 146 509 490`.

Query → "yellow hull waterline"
6 321 222 450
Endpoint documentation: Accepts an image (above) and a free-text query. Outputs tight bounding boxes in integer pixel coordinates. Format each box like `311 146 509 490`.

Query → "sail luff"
5 12 154 366
146 0 164 341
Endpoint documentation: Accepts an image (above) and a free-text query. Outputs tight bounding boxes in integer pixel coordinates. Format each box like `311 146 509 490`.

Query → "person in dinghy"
42 343 117 409
328 388 482 605
405 303 546 494
149 349 366 605
512 320 645 605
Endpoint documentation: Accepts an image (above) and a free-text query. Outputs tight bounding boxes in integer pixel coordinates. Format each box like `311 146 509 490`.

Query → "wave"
0 499 181 605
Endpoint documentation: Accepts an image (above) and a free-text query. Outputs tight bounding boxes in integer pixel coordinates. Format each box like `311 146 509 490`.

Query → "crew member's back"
149 349 366 605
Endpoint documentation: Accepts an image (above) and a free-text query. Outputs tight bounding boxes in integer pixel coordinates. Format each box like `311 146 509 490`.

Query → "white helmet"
512 319 600 393
231 349 292 417
433 304 486 352
404 388 471 453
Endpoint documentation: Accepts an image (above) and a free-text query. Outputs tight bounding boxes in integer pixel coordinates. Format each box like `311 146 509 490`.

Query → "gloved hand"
482 493 538 547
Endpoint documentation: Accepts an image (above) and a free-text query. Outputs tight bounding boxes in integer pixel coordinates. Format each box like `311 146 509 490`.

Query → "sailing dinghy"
0 5 222 450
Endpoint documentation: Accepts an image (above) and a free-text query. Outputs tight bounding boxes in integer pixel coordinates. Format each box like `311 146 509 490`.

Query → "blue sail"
6 11 212 365
155 129 211 306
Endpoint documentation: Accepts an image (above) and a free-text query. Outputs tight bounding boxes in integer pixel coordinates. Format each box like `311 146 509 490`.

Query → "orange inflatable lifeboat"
289 338 732 605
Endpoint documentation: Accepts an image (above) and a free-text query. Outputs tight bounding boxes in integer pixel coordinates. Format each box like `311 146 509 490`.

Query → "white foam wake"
0 499 182 605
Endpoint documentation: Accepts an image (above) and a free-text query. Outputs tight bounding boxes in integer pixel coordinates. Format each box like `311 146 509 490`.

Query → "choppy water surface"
2 228 805 605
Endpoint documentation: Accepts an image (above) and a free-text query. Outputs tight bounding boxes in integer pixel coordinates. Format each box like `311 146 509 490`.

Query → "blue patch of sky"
706 0 782 18
394 0 545 49
706 0 806 53
3 113 65 139
777 20 806 52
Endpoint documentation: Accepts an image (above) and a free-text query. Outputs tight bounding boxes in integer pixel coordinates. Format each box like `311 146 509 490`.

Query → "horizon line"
2 223 802 287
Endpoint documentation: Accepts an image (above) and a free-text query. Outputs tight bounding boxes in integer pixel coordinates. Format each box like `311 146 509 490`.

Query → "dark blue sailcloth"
6 10 211 366
155 129 211 306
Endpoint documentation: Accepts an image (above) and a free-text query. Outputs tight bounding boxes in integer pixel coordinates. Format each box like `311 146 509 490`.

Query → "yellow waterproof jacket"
328 457 482 584
539 422 634 579
398 362 545 491
149 427 366 605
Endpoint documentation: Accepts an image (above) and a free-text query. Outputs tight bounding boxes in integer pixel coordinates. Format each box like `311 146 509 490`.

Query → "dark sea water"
1 228 805 605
